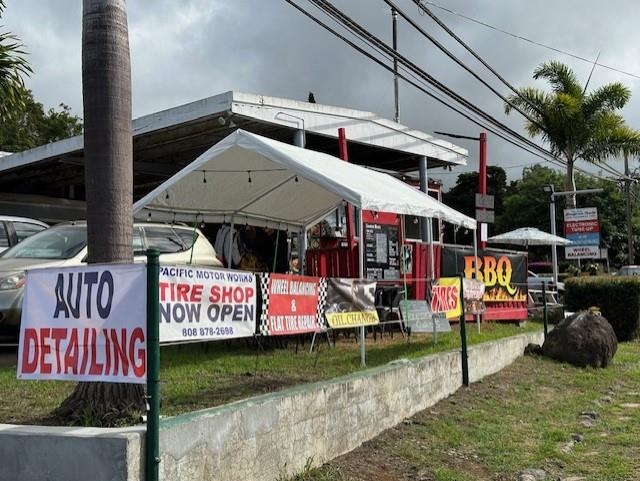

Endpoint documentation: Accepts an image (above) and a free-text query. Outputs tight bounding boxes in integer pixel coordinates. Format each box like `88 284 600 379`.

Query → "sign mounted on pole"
18 264 147 383
564 207 599 259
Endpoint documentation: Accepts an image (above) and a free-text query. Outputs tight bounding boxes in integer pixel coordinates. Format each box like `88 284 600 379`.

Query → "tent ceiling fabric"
133 129 476 231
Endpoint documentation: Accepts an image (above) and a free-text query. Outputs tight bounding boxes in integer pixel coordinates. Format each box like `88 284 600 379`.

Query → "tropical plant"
505 60 640 208
0 89 82 152
0 0 32 120
56 0 142 426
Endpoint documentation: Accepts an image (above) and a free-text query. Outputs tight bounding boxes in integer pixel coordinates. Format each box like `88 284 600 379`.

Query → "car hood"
0 258 76 274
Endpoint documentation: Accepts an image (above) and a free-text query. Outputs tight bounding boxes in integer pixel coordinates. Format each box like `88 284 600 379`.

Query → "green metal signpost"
146 249 160 481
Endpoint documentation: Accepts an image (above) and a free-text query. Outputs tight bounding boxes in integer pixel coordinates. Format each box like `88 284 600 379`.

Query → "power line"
417 0 640 80
306 0 558 161
284 0 623 184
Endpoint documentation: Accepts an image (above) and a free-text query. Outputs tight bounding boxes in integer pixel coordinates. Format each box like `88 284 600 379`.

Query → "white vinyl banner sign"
18 264 147 383
159 265 257 343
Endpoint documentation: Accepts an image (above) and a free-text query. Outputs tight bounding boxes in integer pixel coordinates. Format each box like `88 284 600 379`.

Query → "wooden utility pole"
625 155 634 264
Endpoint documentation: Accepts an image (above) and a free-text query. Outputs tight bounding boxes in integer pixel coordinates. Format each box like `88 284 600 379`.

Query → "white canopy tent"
133 129 476 231
133 129 477 367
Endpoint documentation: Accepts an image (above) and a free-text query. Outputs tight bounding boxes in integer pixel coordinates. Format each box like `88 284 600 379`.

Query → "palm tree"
505 60 640 208
0 0 32 120
57 0 143 425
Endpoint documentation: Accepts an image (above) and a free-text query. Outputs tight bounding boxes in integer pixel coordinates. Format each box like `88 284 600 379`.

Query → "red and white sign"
18 264 147 383
564 207 600 259
262 273 322 335
159 265 257 343
565 220 599 235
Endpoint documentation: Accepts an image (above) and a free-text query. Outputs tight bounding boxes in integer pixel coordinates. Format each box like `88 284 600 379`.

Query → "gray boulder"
542 311 617 368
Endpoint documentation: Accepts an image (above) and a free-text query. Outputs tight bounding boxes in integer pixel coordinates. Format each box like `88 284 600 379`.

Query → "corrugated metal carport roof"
0 90 467 205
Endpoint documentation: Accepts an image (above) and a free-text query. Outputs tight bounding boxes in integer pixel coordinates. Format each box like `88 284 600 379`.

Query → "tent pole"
358 208 366 367
427 217 435 283
299 227 307 275
229 218 235 269
472 227 481 332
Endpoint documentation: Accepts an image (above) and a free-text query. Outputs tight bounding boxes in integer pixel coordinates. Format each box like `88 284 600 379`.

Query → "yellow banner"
430 277 462 320
325 310 379 328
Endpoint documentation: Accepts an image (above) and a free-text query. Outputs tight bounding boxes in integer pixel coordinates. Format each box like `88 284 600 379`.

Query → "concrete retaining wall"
0 331 543 481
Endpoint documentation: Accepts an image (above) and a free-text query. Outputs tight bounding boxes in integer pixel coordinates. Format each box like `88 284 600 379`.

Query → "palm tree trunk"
57 0 144 425
565 156 577 209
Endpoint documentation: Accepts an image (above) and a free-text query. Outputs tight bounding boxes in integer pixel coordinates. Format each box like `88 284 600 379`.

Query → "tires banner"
159 265 257 343
259 273 325 336
18 264 147 383
324 278 379 328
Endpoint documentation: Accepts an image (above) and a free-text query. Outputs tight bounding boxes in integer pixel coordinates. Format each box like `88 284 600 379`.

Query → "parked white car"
0 221 222 341
0 215 49 253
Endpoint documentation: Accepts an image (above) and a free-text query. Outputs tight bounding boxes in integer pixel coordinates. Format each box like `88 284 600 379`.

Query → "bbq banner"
442 247 527 303
18 264 147 383
259 273 325 336
324 278 379 328
159 265 257 343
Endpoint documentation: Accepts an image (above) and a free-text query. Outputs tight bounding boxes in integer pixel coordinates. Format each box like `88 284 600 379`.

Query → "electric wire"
384 0 544 124
416 0 640 81
307 0 555 159
285 0 624 183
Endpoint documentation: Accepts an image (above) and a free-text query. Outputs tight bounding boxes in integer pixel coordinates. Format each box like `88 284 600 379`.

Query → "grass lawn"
0 321 539 425
286 339 640 481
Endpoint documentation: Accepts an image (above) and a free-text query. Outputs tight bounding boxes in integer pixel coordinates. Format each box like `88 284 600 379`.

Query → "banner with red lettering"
159 265 256 343
259 273 325 335
430 277 462 320
18 264 147 383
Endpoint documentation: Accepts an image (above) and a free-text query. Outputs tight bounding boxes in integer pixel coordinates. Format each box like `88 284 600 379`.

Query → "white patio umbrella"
487 227 573 247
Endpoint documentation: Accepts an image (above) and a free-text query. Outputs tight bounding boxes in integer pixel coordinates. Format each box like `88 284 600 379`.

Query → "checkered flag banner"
259 272 270 336
317 277 328 330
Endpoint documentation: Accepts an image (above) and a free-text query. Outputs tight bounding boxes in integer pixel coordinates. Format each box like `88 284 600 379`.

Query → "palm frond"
533 61 582 97
583 83 631 118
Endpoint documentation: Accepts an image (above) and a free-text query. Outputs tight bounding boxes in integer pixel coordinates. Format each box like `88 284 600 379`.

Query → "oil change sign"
158 265 256 343
18 264 147 383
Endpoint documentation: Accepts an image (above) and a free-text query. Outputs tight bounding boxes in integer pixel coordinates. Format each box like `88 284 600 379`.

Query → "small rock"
518 468 546 480
517 475 536 481
579 411 598 419
599 396 613 404
579 417 596 428
570 433 584 443
560 442 574 453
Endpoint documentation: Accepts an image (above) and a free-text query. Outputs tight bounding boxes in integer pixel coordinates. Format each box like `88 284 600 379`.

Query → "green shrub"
565 275 640 341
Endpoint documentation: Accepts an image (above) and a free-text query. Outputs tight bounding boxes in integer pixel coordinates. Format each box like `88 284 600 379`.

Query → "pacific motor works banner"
259 273 324 336
18 264 147 383
324 278 379 328
430 277 462 320
159 265 256 343
442 247 527 304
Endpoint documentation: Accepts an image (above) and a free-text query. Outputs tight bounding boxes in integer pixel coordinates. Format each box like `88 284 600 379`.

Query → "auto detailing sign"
18 264 147 383
259 273 323 336
159 265 256 342
564 207 599 259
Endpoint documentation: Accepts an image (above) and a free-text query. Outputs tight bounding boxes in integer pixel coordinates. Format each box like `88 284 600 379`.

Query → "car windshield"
1 225 87 259
618 266 640 276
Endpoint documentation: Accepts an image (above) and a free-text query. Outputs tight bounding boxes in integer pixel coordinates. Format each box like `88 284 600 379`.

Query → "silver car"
0 221 223 341
0 215 49 253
